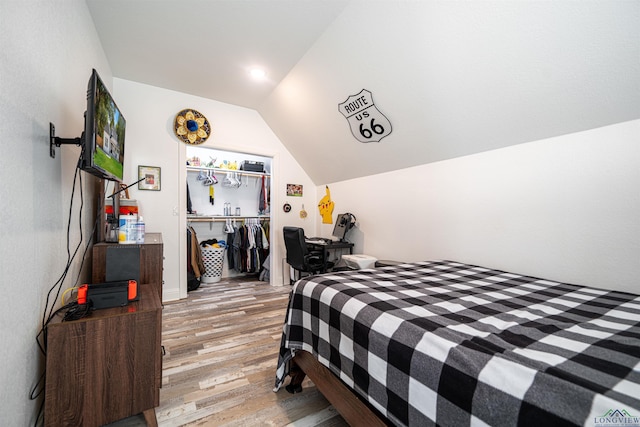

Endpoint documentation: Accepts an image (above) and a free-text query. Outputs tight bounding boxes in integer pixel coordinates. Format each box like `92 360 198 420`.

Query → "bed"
274 260 640 426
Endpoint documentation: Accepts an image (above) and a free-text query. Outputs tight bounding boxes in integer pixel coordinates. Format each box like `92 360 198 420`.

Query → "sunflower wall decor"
174 109 211 145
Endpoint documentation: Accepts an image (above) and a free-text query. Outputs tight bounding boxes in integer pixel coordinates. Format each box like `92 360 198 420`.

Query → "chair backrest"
283 226 308 271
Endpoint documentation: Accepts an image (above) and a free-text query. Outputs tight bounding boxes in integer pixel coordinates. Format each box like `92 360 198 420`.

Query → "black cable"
62 302 92 321
29 299 80 405
30 147 94 427
71 190 104 290
37 151 84 354
38 148 91 347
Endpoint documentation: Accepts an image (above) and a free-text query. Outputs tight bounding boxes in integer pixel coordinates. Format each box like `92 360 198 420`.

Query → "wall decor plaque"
338 89 392 143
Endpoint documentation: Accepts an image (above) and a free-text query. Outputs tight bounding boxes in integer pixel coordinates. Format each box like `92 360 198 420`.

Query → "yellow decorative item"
318 185 334 224
174 109 211 145
218 160 238 169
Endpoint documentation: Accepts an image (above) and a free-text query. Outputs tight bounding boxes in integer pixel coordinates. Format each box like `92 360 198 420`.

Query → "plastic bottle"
135 216 145 244
119 214 137 244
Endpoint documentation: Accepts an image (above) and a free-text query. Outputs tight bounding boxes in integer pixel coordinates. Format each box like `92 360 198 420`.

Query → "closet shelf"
187 165 270 178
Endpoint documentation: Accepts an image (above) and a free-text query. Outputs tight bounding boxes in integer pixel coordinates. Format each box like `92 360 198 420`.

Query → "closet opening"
185 146 272 286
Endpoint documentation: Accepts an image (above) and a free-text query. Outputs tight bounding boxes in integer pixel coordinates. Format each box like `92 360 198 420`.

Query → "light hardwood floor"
108 277 347 427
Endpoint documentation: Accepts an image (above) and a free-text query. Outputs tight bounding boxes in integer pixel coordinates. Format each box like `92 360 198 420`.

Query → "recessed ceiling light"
249 67 267 81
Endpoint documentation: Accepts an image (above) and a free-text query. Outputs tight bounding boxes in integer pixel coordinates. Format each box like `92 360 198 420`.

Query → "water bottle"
135 216 145 244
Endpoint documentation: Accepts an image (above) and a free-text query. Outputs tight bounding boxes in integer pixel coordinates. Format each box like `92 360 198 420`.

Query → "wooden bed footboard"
288 350 388 426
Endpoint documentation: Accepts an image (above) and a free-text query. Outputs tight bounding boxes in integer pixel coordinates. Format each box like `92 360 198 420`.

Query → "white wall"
112 79 317 298
0 1 111 425
260 0 640 185
319 120 640 294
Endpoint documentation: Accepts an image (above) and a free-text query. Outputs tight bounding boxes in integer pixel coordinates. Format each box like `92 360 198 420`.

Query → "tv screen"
81 69 126 182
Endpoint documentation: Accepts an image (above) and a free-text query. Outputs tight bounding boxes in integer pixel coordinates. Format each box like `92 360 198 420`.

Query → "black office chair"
283 226 332 284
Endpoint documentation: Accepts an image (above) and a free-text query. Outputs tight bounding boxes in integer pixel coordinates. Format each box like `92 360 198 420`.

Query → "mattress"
274 260 640 426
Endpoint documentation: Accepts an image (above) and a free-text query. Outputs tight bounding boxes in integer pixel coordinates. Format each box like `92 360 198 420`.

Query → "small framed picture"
287 184 303 197
138 165 161 191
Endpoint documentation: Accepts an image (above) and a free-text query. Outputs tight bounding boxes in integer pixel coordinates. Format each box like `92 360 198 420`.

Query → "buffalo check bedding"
274 260 640 426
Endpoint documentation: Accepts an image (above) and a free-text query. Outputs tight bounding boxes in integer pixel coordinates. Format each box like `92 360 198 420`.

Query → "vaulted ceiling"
87 0 640 184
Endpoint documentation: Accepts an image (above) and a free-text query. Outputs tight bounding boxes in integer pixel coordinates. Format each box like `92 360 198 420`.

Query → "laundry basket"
201 246 225 283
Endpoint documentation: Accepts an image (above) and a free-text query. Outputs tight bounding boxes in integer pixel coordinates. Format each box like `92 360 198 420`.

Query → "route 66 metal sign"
338 89 392 143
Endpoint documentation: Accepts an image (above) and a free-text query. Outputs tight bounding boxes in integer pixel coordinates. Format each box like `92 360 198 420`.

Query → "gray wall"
0 1 111 424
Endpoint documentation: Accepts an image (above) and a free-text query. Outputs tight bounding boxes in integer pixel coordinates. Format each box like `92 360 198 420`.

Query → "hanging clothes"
232 224 243 272
226 221 236 267
187 183 194 214
258 175 270 215
187 225 205 291
227 220 270 274
258 175 267 214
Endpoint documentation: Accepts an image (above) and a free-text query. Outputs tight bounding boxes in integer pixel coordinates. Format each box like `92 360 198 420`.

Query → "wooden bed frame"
287 350 389 426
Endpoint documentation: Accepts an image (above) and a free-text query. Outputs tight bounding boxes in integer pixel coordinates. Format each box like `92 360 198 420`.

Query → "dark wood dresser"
44 233 164 426
44 284 161 426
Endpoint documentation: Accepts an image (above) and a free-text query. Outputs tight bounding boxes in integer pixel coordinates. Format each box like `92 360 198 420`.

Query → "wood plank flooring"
108 277 347 427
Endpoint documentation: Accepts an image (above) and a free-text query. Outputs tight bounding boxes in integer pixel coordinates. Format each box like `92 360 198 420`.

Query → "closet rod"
186 166 269 178
187 216 270 223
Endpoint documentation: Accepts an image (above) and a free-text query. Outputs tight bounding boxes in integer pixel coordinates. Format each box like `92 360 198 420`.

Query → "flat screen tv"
80 69 126 182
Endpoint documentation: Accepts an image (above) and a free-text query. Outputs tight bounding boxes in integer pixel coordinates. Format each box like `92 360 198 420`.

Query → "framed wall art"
287 184 303 197
138 165 161 191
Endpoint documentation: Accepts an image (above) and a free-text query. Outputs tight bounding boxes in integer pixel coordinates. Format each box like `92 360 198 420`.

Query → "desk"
306 240 354 272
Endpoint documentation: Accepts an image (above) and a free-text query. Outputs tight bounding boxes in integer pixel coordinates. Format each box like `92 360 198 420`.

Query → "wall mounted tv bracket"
49 122 82 158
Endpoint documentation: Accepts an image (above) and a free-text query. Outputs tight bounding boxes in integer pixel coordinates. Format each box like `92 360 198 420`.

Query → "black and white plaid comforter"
274 260 640 426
